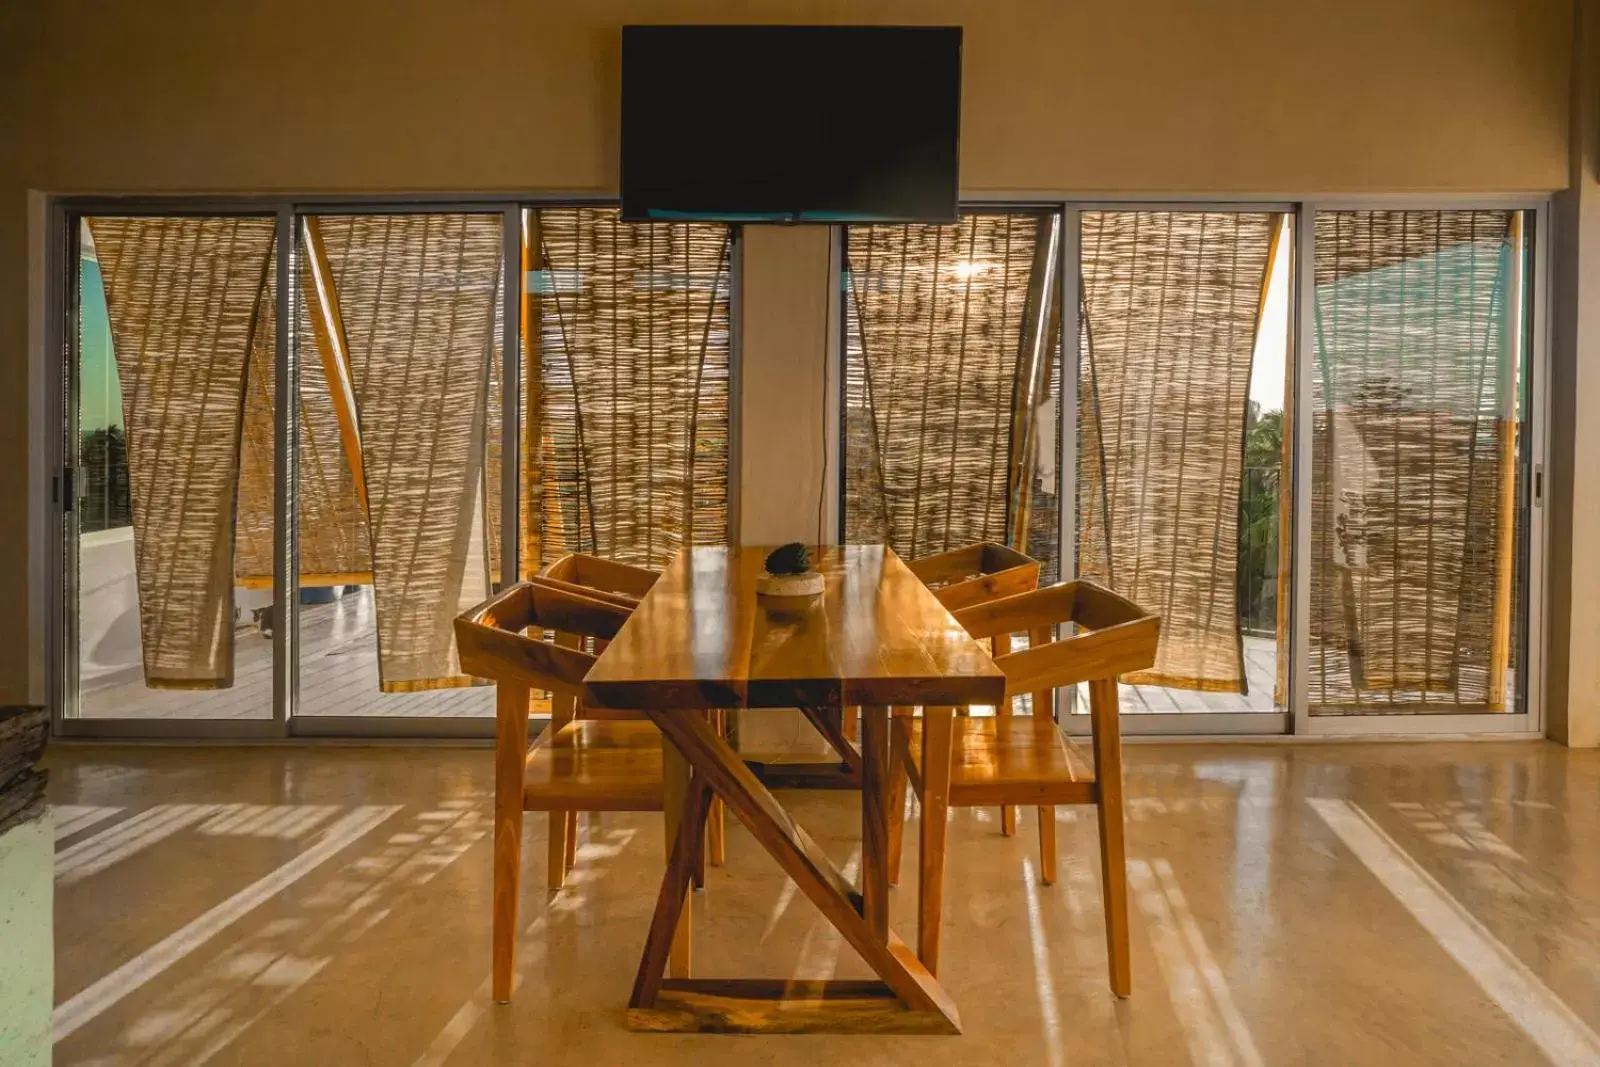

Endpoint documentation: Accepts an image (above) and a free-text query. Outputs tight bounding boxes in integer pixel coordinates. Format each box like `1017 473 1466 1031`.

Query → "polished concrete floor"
46 730 1600 1065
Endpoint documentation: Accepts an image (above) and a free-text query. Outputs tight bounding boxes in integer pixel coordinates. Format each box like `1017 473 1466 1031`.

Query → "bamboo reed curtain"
312 214 503 692
522 208 732 571
842 212 1062 580
1310 210 1524 712
86 216 277 689
1078 211 1276 693
89 207 734 695
234 230 373 588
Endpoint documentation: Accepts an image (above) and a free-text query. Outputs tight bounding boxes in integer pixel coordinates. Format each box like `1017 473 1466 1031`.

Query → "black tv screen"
621 25 962 223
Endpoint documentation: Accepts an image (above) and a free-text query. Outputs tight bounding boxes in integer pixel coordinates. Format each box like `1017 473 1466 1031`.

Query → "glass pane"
75 216 277 720
1077 211 1292 716
523 207 733 570
841 212 1064 583
293 213 503 718
1310 210 1530 714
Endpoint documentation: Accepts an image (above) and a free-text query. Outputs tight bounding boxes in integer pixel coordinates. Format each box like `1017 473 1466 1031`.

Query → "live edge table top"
583 545 1006 712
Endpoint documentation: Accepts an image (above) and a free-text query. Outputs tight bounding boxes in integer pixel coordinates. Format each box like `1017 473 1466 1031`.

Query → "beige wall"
0 0 1578 714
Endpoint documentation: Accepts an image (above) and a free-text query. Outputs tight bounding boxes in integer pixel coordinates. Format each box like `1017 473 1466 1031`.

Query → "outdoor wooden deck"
80 588 496 720
80 589 1280 721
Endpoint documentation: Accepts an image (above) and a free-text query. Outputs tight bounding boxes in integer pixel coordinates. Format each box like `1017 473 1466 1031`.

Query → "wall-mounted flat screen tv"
621 25 962 223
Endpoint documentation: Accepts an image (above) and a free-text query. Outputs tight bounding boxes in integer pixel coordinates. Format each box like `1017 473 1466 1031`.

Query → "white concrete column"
735 225 840 547
1547 0 1600 746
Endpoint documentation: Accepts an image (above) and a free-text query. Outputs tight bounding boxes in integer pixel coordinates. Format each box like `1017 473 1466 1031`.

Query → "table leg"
661 731 693 978
630 770 713 1010
859 705 891 942
629 710 960 1034
918 706 954 977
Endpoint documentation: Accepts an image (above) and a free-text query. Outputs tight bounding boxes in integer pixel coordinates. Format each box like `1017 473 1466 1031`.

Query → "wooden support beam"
301 217 368 516
1487 212 1525 711
637 710 960 1031
1006 214 1062 554
630 768 713 1007
630 980 956 1034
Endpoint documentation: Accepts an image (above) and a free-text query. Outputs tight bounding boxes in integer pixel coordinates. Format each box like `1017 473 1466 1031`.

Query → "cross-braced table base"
627 706 961 1035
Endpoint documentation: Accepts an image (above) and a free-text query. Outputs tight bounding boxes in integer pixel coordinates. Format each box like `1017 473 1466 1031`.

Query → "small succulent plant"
765 542 811 576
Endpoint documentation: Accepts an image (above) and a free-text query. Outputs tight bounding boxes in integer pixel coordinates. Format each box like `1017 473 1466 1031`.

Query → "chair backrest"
455 581 632 699
907 542 1040 612
540 553 659 603
534 555 663 722
953 582 1160 701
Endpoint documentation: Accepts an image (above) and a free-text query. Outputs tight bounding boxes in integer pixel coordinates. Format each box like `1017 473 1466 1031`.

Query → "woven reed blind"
234 241 278 585
316 214 503 692
1310 210 1522 711
234 245 373 586
1078 211 1275 693
524 208 732 571
843 214 1062 578
86 216 277 689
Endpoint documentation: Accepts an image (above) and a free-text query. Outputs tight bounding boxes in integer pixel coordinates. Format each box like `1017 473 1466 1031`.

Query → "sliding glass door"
841 208 1064 583
521 207 733 572
1072 208 1294 729
838 200 1544 737
290 211 505 720
58 201 734 736
58 197 1544 738
68 215 280 723
1300 208 1538 731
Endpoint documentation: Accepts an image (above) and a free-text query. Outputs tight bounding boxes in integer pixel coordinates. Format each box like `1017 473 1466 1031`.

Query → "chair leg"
708 712 726 868
707 801 725 866
918 707 955 977
695 711 723 887
1031 672 1057 886
493 684 531 1004
1037 806 1057 885
886 707 913 887
1089 677 1131 998
545 659 579 892
998 688 1016 837
547 811 568 891
887 758 908 888
564 810 579 876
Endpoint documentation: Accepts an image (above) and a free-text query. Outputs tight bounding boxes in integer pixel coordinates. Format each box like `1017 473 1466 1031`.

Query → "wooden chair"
905 541 1041 612
540 553 732 891
456 580 721 1004
536 553 728 889
887 581 1160 997
894 541 1042 836
540 551 659 607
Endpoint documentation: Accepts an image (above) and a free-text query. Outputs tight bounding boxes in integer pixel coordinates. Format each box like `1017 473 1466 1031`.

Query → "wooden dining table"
582 544 1005 1034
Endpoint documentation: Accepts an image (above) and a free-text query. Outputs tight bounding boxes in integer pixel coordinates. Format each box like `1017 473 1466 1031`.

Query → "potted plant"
756 542 824 598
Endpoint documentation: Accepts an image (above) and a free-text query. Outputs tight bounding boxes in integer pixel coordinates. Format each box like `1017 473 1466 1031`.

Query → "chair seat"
523 719 664 812
905 716 1097 807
